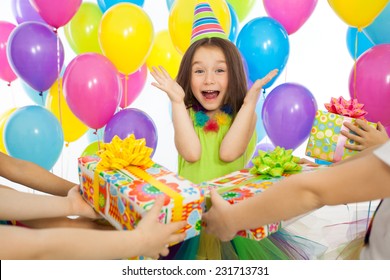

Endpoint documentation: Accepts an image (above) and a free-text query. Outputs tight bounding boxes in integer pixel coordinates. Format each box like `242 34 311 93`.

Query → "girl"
203 141 390 259
151 37 277 184
152 37 298 260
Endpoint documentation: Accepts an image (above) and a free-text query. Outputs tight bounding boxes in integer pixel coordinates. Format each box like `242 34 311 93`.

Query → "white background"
0 0 353 188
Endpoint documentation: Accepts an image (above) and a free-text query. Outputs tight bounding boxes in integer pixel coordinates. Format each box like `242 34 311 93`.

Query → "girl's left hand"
68 185 101 219
245 69 279 104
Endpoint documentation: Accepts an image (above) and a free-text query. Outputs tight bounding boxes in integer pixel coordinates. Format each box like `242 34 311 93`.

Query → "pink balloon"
348 44 390 127
119 64 147 109
0 21 17 84
30 0 82 29
263 0 318 35
63 53 122 129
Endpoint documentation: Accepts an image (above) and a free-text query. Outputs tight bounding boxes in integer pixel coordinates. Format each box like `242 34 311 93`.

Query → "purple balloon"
246 142 275 168
11 0 45 24
262 83 317 150
104 108 158 157
7 22 64 92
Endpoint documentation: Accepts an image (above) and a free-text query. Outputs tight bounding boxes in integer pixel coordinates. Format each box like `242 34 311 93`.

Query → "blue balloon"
227 3 239 43
166 0 175 11
315 158 332 166
346 27 374 60
236 17 289 89
85 127 105 143
255 95 267 142
363 3 390 45
97 0 144 13
4 106 64 170
21 81 48 106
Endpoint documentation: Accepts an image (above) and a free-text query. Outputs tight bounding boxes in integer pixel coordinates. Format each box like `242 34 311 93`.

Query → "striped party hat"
190 1 228 44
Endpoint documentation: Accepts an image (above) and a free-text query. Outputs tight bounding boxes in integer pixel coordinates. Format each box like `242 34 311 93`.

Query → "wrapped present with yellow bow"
305 96 377 162
201 147 320 240
78 135 204 242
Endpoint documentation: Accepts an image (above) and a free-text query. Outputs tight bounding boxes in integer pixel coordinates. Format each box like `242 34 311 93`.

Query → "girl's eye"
216 69 226 73
194 69 204 74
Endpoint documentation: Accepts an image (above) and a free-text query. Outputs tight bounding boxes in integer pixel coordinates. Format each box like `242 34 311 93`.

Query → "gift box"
78 136 204 242
305 97 377 162
201 147 320 241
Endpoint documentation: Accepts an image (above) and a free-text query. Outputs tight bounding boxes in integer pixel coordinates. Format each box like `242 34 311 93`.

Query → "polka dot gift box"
305 97 377 162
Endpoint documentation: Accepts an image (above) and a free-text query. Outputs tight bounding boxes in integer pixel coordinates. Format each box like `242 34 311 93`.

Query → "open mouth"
202 90 219 100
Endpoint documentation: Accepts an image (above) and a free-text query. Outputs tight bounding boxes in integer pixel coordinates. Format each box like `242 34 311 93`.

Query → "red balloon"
349 44 390 126
0 21 17 84
119 64 147 109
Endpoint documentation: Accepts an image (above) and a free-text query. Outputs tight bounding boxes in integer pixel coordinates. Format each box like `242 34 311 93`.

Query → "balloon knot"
39 91 43 96
65 142 69 148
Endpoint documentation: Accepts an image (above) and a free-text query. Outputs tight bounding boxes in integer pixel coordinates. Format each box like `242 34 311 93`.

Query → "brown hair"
176 37 248 116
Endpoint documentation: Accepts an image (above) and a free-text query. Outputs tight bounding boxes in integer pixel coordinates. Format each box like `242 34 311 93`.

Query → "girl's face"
190 45 228 114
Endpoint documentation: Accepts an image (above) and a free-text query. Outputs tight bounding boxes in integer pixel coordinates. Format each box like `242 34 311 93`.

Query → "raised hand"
341 119 389 151
245 69 279 104
150 66 186 104
136 196 187 259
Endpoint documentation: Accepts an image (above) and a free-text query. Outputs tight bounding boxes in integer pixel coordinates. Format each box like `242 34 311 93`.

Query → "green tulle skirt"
165 228 327 260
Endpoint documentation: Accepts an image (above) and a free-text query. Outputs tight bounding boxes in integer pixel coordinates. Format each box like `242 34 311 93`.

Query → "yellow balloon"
328 0 389 29
46 79 88 143
146 30 183 79
99 3 154 75
169 0 231 54
0 108 17 154
64 2 103 54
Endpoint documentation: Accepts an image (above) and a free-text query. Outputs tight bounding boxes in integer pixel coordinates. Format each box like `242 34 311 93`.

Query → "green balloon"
227 0 256 22
81 141 100 157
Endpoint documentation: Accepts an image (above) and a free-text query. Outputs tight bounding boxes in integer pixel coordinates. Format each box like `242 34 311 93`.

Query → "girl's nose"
204 72 215 85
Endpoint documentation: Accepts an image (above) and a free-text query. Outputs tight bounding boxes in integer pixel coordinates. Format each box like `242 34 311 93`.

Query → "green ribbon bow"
249 146 302 177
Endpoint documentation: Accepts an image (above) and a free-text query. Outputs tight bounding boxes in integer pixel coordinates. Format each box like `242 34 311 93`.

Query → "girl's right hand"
150 66 185 104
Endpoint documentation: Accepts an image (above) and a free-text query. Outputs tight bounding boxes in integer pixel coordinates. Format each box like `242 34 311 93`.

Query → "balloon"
263 0 318 35
227 3 239 43
246 142 275 168
97 0 145 12
85 127 105 143
64 2 102 54
327 0 388 29
146 30 182 80
46 78 88 143
262 83 317 150
30 0 82 29
7 22 64 92
104 108 158 156
81 141 100 157
237 17 289 89
11 0 45 24
21 81 48 106
169 0 231 54
63 53 122 129
363 2 390 45
348 44 390 126
255 96 267 142
0 21 17 85
4 106 64 170
166 0 175 11
0 108 17 154
99 3 154 75
227 0 256 22
346 27 374 60
119 65 147 109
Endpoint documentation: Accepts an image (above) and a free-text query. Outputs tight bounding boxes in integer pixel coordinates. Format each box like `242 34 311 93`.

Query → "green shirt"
178 108 256 184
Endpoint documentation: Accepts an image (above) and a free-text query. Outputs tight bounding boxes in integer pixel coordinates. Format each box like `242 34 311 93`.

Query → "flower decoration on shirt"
194 105 232 133
250 146 301 177
324 96 367 119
